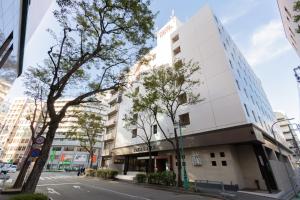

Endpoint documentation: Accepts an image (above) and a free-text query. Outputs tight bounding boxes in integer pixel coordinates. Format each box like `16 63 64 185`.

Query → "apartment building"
275 111 300 164
46 99 107 170
0 98 39 163
277 0 300 57
0 80 11 104
106 6 295 194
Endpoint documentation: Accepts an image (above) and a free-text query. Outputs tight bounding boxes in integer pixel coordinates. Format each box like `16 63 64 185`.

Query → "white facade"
114 6 287 149
277 0 300 57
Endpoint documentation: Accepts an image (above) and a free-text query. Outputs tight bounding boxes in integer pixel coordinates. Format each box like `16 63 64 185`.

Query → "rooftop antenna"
170 9 175 19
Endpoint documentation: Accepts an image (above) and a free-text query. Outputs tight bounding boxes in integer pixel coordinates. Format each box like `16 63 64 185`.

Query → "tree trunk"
22 123 58 193
148 144 152 174
13 152 31 188
174 128 183 187
89 151 94 168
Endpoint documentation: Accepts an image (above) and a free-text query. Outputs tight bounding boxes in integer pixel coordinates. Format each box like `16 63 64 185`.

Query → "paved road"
1 172 219 200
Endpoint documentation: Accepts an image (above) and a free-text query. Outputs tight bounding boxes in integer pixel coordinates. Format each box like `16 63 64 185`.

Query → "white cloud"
245 20 292 66
220 0 258 25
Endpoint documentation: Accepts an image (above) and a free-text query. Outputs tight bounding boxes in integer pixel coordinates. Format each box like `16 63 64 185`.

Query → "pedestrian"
77 168 81 176
83 167 85 175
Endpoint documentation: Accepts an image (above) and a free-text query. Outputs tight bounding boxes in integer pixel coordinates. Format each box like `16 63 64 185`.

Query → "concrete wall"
235 145 267 190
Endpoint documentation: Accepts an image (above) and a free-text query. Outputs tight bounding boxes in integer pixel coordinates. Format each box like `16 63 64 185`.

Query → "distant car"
0 164 17 173
0 173 10 180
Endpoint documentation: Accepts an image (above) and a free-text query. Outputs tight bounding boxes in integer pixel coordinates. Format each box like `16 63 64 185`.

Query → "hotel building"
107 6 294 194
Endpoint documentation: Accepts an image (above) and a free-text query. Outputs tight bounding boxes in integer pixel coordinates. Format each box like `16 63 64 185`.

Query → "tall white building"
277 0 300 57
109 6 294 194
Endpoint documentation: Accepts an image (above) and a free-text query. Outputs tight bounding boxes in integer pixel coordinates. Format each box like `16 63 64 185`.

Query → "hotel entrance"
123 153 173 174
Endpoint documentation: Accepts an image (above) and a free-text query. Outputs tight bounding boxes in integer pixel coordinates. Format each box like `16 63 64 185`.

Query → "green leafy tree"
294 1 300 33
67 111 104 168
21 0 155 193
131 60 201 187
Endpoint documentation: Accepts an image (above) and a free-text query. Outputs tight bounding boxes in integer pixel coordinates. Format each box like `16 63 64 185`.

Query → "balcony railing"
105 119 116 127
104 132 115 141
102 149 112 156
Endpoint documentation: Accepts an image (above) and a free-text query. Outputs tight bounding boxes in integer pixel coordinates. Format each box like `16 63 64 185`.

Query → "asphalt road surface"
1 172 219 200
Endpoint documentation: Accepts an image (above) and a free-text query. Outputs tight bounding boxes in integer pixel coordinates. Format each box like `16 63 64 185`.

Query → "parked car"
0 164 17 173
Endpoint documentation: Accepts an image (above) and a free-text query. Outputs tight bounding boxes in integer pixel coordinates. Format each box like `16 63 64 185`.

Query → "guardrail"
195 180 239 192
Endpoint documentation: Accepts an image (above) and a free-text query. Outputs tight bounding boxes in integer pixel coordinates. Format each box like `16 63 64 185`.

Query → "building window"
179 113 190 126
152 124 157 134
229 59 233 68
178 92 187 104
52 146 62 151
211 161 217 166
252 110 258 122
172 34 179 43
64 146 74 151
244 104 250 117
135 87 139 94
220 152 225 157
132 129 137 138
173 46 181 56
221 161 227 166
235 80 240 90
244 88 248 98
210 153 215 158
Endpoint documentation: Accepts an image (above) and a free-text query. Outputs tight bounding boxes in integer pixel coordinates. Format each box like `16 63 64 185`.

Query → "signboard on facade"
191 153 202 166
73 154 87 162
133 145 156 153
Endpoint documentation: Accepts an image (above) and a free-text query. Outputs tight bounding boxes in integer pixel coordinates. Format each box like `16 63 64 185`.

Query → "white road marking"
6 179 12 183
47 187 61 195
38 182 81 187
73 185 81 189
40 177 45 181
86 184 152 200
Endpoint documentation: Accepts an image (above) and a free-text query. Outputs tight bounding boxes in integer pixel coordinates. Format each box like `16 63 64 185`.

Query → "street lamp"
271 118 299 197
174 121 189 190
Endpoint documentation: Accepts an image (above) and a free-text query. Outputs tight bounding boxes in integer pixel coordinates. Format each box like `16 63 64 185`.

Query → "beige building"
0 80 11 104
0 98 40 163
45 99 107 169
275 111 300 164
277 0 300 57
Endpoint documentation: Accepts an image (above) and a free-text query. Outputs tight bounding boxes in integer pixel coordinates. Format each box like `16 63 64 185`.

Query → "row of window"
131 113 191 138
218 19 274 125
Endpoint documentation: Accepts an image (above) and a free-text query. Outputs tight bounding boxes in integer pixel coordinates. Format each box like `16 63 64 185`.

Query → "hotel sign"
158 24 174 38
133 145 156 153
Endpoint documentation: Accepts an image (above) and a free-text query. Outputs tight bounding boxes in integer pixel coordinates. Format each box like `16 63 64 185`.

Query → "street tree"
67 111 104 168
13 87 48 189
123 106 156 173
294 1 300 33
21 0 155 193
131 60 201 187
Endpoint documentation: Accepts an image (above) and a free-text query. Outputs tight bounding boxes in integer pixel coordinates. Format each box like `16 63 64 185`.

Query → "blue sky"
7 0 300 121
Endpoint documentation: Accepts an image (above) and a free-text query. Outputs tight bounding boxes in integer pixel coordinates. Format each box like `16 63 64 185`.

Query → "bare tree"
123 108 155 173
13 86 49 188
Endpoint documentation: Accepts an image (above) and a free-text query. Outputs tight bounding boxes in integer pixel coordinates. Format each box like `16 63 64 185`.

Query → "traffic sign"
31 148 41 158
35 136 45 144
